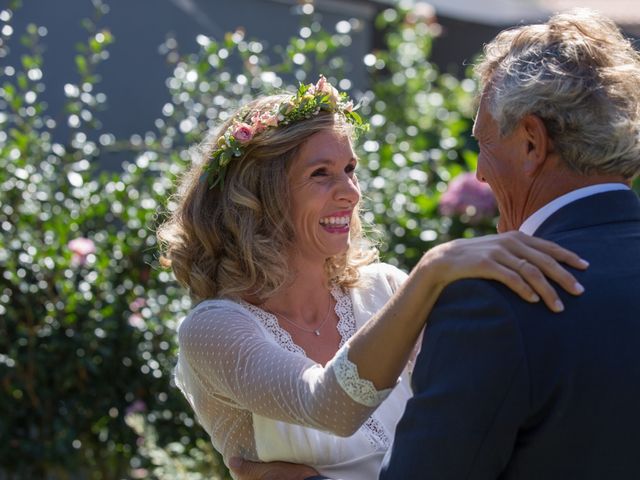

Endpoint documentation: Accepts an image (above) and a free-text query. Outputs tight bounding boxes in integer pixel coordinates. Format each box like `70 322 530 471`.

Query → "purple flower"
125 400 147 416
439 172 496 222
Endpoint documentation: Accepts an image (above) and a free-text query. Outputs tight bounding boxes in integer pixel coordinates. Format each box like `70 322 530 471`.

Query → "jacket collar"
534 189 640 238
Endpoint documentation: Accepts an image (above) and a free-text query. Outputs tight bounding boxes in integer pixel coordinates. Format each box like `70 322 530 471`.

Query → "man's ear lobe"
521 114 550 176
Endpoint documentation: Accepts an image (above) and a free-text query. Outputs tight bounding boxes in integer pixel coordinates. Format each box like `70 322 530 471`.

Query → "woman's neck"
260 257 332 325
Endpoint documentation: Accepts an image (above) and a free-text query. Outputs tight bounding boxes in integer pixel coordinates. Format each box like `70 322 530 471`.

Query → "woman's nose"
334 174 360 205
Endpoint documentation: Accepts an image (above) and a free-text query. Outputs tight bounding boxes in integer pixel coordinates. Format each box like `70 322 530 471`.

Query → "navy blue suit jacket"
380 189 640 479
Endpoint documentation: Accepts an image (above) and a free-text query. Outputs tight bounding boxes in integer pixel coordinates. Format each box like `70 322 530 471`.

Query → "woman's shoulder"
188 297 246 317
357 261 408 287
345 262 409 322
178 297 259 336
349 262 408 301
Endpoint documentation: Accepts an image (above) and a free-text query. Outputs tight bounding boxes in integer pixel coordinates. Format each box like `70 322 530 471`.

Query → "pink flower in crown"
250 113 268 134
439 172 497 223
343 100 354 112
231 122 254 144
68 237 96 266
260 112 279 127
315 75 340 106
315 75 328 92
251 111 279 134
251 112 267 135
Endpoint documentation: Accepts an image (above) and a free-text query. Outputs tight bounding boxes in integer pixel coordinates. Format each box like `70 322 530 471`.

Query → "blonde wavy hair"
475 9 640 179
157 94 377 303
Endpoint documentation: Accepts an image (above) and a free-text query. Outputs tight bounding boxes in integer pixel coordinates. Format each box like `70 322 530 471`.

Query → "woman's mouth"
319 214 351 233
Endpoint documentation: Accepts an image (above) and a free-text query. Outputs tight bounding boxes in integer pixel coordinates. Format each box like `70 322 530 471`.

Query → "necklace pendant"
314 329 320 336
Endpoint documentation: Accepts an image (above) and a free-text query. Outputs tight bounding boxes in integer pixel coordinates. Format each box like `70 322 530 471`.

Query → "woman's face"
287 128 361 263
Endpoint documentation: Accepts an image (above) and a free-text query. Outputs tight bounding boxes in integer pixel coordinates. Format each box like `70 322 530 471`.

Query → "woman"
157 76 586 480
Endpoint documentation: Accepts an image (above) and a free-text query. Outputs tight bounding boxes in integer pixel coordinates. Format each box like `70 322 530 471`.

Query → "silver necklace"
272 292 333 336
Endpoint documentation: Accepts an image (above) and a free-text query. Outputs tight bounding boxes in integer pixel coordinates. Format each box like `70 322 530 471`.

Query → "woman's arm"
177 302 378 436
346 231 587 390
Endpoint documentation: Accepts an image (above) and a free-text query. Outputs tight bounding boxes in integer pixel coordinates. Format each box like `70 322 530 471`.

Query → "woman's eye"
311 168 328 177
345 163 356 174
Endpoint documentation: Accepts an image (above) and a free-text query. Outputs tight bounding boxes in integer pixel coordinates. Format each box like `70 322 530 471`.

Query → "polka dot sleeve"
176 299 385 437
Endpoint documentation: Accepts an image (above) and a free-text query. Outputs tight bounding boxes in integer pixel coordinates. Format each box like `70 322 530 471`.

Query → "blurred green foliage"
0 1 202 478
0 0 506 478
358 5 497 268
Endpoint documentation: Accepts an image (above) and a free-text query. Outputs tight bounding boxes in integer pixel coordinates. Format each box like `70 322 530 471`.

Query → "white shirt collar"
519 183 630 235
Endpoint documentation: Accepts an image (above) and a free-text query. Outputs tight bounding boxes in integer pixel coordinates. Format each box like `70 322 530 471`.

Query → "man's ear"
520 114 551 176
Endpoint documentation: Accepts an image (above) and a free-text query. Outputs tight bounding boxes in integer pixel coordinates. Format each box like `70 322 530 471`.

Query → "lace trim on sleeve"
330 344 393 407
333 285 356 349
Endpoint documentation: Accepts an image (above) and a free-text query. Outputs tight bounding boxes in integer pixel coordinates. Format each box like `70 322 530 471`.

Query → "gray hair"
475 9 640 179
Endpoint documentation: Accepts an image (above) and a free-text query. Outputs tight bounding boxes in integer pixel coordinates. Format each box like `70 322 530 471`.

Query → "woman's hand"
421 231 589 313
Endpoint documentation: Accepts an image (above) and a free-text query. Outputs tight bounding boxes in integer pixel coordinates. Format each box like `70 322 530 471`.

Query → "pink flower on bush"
131 468 149 479
128 298 147 329
439 172 496 222
231 122 254 144
68 237 95 266
128 313 145 330
129 297 146 312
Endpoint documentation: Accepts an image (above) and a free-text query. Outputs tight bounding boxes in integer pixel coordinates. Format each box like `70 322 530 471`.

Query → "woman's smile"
319 210 352 233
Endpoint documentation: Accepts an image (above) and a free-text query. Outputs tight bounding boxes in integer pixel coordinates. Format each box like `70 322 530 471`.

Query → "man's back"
499 190 640 478
381 190 640 479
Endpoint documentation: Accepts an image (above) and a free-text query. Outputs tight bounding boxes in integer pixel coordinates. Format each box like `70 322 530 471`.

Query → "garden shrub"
0 1 205 478
0 0 508 478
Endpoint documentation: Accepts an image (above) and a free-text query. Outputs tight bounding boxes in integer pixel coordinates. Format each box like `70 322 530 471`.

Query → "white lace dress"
174 263 413 480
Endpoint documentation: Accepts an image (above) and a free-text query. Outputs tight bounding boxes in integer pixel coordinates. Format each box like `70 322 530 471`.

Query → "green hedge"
0 1 508 478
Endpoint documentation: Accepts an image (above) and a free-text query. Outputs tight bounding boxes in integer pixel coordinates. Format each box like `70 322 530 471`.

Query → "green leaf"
17 73 27 90
75 55 87 75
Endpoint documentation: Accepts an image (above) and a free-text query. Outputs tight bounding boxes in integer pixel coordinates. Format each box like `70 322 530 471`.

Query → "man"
232 8 640 479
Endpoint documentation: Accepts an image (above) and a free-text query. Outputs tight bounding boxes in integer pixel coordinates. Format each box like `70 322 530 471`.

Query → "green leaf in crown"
201 75 369 189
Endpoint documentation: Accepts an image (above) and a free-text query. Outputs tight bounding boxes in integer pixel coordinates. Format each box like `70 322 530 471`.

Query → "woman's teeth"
319 216 350 226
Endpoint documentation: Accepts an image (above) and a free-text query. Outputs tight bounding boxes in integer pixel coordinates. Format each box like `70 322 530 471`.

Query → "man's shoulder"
425 278 527 337
435 277 515 310
429 277 554 333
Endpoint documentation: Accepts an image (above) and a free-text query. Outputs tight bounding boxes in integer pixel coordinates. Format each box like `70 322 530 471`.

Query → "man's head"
473 9 640 231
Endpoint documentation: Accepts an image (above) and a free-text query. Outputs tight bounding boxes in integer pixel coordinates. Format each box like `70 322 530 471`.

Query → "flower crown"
201 75 368 188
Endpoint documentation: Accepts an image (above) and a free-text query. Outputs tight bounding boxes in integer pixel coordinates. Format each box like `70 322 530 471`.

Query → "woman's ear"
520 114 551 176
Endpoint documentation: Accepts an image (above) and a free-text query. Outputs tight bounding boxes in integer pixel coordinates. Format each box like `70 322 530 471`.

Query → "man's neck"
520 169 629 227
519 182 631 235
